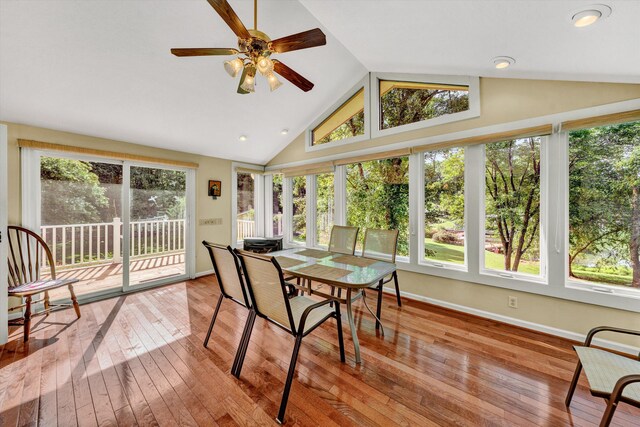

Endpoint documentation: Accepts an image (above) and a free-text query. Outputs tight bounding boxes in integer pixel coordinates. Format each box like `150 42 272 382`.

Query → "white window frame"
371 73 480 139
283 175 308 247
231 162 264 246
273 98 640 312
562 130 640 299
342 155 412 262
417 148 468 272
305 75 370 152
479 136 548 284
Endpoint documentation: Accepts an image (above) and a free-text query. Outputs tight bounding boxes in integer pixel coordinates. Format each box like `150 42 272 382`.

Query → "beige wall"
3 122 232 275
267 77 640 348
269 78 640 165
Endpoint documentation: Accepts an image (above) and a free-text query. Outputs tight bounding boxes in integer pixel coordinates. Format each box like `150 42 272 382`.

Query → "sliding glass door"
28 151 192 299
127 165 187 287
39 156 124 299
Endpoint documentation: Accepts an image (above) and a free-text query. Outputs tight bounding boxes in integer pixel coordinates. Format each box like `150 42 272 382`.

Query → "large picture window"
346 156 409 256
379 81 469 130
484 138 542 276
315 173 334 247
568 120 640 292
424 148 465 265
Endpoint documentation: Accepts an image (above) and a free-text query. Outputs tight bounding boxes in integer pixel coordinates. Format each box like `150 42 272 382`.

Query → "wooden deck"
1 276 638 426
48 253 185 300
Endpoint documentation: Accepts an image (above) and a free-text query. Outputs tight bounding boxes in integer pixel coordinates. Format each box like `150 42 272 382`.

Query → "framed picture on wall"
208 180 221 199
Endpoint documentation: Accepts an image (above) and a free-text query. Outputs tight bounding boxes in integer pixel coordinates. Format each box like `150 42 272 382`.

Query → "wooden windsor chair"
7 226 81 342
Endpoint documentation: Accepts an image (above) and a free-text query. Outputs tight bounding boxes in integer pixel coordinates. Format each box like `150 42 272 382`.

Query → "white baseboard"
195 269 215 279
385 287 640 357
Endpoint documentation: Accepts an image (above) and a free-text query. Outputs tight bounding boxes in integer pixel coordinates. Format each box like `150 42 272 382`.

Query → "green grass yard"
425 238 540 275
424 239 636 287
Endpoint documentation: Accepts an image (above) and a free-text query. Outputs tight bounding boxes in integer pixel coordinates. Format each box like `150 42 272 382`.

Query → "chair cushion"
9 278 79 296
288 296 335 334
575 346 640 404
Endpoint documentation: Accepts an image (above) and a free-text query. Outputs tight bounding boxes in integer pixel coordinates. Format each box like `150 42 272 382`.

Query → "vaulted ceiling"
1 0 638 164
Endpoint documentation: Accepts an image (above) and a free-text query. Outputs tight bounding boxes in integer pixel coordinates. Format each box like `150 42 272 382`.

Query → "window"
236 172 256 241
315 173 334 247
568 120 640 292
272 173 283 236
291 176 306 244
379 80 469 130
484 138 542 276
424 148 465 265
346 156 409 256
312 88 365 146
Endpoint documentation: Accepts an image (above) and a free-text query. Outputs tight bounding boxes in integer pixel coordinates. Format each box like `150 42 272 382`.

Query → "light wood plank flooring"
1 276 638 426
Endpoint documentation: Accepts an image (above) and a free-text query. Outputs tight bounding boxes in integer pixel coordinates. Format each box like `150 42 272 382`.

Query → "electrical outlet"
508 296 518 309
199 218 223 226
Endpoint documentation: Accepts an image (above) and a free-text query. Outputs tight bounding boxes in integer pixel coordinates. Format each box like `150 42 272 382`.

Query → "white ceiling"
1 0 638 165
0 0 365 164
300 0 640 83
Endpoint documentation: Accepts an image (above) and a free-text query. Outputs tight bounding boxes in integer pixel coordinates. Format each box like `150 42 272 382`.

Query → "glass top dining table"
267 247 397 364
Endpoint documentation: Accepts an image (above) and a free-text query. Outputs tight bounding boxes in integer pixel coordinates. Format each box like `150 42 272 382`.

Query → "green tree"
292 176 306 242
569 122 640 287
130 167 186 220
40 157 108 225
347 157 409 255
381 87 468 129
485 138 541 272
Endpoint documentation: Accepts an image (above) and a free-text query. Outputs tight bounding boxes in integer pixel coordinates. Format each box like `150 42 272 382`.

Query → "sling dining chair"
565 326 640 427
328 225 359 255
362 228 401 330
233 249 345 424
7 226 81 342
201 241 251 357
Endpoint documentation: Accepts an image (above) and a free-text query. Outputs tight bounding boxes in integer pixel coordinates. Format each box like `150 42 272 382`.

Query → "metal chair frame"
565 326 640 427
362 229 402 330
7 225 81 342
233 249 345 424
201 241 251 360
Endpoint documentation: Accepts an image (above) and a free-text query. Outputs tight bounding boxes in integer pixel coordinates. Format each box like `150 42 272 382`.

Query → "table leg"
361 289 384 337
345 288 361 364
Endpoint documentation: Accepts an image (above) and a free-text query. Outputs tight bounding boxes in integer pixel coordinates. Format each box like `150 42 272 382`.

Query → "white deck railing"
237 219 256 241
237 217 284 241
40 217 186 268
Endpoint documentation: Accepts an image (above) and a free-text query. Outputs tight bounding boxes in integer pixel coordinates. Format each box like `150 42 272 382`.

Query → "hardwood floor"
1 276 638 426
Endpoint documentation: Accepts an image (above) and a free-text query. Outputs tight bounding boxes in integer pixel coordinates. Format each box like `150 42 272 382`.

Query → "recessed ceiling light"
570 5 611 27
238 135 248 141
280 129 289 135
492 56 515 69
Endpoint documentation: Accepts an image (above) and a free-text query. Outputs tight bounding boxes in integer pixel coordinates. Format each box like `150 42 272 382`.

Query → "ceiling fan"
171 0 326 94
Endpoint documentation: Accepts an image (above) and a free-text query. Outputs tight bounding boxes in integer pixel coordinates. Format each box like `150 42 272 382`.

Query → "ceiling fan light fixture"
256 56 274 75
240 68 256 92
267 73 282 92
224 58 244 77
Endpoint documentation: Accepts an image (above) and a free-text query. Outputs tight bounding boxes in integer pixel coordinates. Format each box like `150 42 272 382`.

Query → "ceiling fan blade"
171 48 238 57
270 28 326 53
237 67 250 94
273 61 314 92
206 0 251 39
